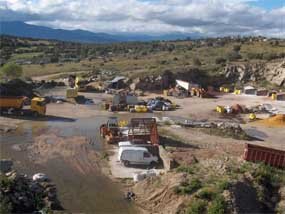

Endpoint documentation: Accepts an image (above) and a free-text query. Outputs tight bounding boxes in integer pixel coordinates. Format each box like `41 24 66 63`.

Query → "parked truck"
100 117 159 145
0 96 46 116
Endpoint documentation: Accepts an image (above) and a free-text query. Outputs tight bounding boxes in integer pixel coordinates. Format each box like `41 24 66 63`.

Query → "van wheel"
123 160 130 167
150 161 156 168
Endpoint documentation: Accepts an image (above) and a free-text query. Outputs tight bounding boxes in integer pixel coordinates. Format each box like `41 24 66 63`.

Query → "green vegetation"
0 63 23 79
175 178 202 195
1 35 284 80
0 198 12 214
207 195 227 214
187 199 207 214
174 161 284 214
176 165 195 174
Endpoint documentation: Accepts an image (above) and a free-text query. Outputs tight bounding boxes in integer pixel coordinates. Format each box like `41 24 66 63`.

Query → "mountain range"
0 21 201 43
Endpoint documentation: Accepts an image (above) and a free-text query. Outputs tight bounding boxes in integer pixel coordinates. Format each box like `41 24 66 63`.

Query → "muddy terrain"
1 86 285 213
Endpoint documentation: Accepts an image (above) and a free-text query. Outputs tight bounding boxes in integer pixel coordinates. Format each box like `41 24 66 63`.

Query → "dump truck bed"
243 143 285 168
0 96 26 109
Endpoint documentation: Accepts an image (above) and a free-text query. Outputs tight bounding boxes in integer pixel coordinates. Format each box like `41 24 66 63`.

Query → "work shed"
256 88 268 96
276 93 285 101
107 76 126 89
244 86 257 95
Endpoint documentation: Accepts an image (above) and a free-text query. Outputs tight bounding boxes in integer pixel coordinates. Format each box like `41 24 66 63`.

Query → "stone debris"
0 159 13 173
0 159 63 213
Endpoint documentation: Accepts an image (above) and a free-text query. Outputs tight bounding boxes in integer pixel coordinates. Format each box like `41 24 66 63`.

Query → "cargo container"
243 144 285 168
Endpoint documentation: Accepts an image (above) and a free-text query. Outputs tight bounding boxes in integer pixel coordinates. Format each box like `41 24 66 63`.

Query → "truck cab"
31 97 46 116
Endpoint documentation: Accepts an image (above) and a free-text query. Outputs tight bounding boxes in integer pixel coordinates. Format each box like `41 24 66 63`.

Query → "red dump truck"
243 144 285 168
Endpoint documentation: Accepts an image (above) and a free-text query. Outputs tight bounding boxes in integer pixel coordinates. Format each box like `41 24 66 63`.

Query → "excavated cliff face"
265 60 285 86
223 60 285 87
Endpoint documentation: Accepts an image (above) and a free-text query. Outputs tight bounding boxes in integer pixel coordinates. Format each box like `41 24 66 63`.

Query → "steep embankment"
223 60 285 87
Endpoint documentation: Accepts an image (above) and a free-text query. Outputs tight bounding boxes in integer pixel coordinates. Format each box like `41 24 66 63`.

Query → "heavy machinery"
100 117 124 144
0 96 46 116
100 117 159 145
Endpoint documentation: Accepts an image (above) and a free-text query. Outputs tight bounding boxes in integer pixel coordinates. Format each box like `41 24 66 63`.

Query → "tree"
193 57 202 66
215 57 226 64
227 51 242 61
233 44 241 52
0 63 23 79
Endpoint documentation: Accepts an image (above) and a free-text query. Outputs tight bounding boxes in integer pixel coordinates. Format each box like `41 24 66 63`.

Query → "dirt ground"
1 87 285 213
28 133 100 175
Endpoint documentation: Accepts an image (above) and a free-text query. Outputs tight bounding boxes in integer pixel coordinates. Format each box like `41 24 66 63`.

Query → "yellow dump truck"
0 96 46 116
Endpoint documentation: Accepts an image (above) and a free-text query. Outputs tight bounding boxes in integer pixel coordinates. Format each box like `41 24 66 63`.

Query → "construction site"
1 69 284 214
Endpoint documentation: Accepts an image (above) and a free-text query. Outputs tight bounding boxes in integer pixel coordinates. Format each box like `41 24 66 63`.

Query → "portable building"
276 93 285 101
244 86 256 95
256 88 268 96
108 76 126 89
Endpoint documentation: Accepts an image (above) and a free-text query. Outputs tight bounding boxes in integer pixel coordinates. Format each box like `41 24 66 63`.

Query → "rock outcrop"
265 60 285 86
223 60 285 87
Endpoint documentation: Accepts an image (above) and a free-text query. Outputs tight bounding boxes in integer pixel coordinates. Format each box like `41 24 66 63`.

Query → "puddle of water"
0 116 136 213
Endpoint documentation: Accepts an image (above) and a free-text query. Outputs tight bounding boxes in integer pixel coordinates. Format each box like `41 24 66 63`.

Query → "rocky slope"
223 60 285 87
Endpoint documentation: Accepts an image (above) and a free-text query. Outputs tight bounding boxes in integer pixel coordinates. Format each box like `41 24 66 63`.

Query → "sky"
0 0 284 37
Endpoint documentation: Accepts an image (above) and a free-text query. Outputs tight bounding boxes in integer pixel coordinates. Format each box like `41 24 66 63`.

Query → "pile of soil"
0 79 35 98
132 172 187 214
257 114 285 127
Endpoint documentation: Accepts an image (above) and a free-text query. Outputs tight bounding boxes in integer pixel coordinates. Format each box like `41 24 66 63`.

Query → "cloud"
0 0 284 37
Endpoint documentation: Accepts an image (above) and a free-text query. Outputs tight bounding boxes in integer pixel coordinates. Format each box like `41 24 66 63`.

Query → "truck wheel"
123 160 130 167
100 129 105 138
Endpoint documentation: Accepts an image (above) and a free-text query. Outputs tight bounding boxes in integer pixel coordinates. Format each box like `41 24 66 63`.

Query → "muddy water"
0 116 136 213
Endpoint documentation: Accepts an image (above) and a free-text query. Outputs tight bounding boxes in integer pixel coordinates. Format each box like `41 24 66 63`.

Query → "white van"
118 146 158 167
118 139 150 147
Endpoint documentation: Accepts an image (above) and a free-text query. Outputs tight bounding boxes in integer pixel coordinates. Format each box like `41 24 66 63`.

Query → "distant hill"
0 21 201 43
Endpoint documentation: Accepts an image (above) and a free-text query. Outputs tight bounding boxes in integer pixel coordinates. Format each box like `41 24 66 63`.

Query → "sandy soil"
160 126 245 165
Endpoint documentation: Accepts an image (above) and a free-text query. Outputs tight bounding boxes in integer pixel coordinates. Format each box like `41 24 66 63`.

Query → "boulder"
0 159 13 173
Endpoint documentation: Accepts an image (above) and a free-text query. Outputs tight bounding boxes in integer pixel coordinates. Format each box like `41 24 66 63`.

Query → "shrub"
253 164 276 186
0 198 12 214
197 188 217 200
215 57 226 64
216 180 230 192
193 58 202 66
208 195 227 214
175 178 202 195
263 52 278 61
176 166 194 174
233 45 241 52
226 51 242 61
0 63 23 79
247 52 263 60
187 199 207 214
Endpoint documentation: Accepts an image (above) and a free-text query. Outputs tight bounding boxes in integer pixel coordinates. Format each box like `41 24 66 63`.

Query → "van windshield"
143 152 150 158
